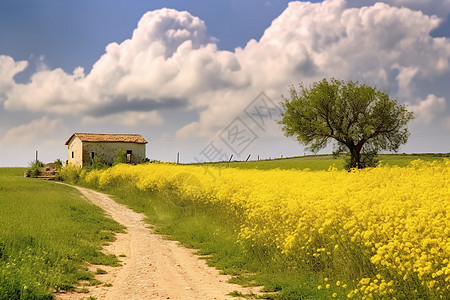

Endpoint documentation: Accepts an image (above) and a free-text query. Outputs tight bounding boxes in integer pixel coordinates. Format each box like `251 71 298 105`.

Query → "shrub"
58 164 82 183
54 158 63 170
25 160 44 178
89 156 108 170
113 149 127 166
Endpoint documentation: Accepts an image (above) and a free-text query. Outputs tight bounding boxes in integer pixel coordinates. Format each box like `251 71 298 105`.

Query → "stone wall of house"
81 142 146 166
67 136 83 167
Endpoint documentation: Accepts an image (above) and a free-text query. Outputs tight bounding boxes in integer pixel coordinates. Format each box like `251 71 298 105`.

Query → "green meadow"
201 153 448 171
0 168 123 299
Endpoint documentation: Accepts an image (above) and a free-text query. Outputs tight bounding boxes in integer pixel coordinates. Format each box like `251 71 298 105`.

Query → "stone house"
65 133 147 167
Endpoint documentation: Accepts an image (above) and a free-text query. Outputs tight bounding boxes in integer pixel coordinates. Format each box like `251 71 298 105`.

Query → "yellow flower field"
82 159 450 299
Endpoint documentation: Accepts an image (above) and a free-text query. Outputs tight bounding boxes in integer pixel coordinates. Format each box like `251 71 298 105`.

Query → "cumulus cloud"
0 116 65 145
3 8 249 118
1 0 450 139
274 0 446 85
179 0 450 137
0 55 28 101
408 94 446 125
0 116 70 165
4 67 91 113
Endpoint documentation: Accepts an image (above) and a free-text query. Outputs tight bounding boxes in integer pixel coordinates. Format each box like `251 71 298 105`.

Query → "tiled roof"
65 133 147 145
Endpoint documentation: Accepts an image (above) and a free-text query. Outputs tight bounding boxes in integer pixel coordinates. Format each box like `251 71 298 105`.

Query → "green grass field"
200 153 448 171
0 168 124 299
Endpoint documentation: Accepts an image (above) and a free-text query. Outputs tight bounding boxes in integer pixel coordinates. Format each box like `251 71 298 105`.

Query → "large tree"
279 78 414 169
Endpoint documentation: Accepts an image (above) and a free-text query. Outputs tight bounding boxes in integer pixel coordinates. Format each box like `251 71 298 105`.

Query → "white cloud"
4 67 90 114
0 116 69 165
0 116 65 145
179 0 450 137
1 1 450 139
3 8 250 119
0 55 28 100
409 94 446 124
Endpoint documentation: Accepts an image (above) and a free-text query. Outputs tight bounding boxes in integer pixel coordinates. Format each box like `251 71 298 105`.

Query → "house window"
71 151 74 158
126 150 132 163
91 152 95 159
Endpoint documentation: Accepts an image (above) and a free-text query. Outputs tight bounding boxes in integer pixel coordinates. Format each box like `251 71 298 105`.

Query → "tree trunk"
349 146 361 169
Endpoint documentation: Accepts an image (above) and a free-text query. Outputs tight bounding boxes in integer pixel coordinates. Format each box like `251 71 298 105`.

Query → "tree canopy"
279 78 414 169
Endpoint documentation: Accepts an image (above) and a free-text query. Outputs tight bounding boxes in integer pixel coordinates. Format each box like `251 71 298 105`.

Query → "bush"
54 158 63 170
113 149 127 166
25 160 44 178
57 164 82 183
84 156 108 171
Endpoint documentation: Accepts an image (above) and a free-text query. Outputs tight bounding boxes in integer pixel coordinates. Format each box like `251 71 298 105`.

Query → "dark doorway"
126 150 132 163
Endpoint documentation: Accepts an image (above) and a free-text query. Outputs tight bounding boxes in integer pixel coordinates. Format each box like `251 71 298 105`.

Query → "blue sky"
0 0 449 166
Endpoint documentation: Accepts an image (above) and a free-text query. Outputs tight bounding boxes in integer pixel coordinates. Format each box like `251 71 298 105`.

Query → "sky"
0 0 449 166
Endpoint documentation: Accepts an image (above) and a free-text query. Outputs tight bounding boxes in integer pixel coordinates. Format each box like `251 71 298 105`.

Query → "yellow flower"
76 159 450 300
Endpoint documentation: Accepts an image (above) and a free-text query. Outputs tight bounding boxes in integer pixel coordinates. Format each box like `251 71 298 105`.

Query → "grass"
0 168 124 299
202 154 344 170
95 268 107 275
199 153 448 171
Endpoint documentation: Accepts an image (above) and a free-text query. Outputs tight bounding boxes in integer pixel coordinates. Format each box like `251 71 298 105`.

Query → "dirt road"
57 185 256 300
